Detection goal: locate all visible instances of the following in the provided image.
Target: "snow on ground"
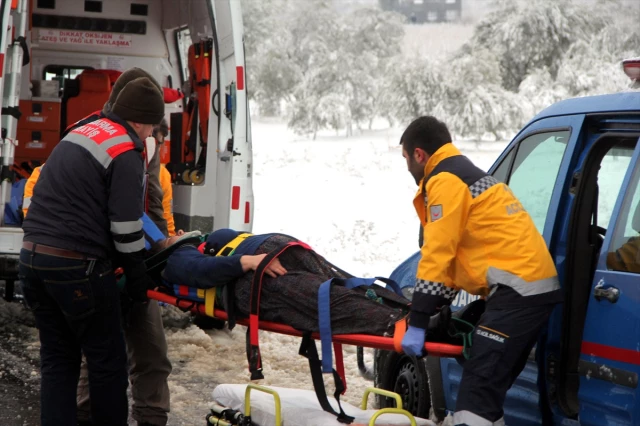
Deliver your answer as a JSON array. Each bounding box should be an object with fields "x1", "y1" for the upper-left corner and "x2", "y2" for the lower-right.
[{"x1": 0, "y1": 119, "x2": 508, "y2": 425}]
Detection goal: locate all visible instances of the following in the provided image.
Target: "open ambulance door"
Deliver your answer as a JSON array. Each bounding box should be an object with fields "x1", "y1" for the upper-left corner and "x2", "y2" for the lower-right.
[
  {"x1": 171, "y1": 0, "x2": 253, "y2": 234},
  {"x1": 0, "y1": 0, "x2": 28, "y2": 300},
  {"x1": 0, "y1": 0, "x2": 28, "y2": 225}
]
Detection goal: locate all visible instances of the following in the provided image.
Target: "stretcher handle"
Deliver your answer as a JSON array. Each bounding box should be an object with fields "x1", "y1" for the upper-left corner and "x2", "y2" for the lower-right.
[
  {"x1": 244, "y1": 384, "x2": 282, "y2": 426},
  {"x1": 361, "y1": 387, "x2": 403, "y2": 410},
  {"x1": 369, "y1": 408, "x2": 417, "y2": 426},
  {"x1": 206, "y1": 415, "x2": 232, "y2": 426}
]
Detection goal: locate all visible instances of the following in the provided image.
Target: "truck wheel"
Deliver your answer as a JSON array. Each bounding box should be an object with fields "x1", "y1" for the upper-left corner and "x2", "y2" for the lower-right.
[
  {"x1": 4, "y1": 280, "x2": 14, "y2": 302},
  {"x1": 374, "y1": 350, "x2": 431, "y2": 418},
  {"x1": 192, "y1": 313, "x2": 225, "y2": 330}
]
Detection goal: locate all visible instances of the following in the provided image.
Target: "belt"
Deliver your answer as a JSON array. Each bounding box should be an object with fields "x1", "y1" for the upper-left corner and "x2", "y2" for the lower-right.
[{"x1": 22, "y1": 241, "x2": 96, "y2": 261}]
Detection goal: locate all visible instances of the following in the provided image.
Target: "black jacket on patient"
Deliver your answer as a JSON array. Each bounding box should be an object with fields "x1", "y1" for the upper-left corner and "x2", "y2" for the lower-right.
[{"x1": 162, "y1": 229, "x2": 408, "y2": 336}]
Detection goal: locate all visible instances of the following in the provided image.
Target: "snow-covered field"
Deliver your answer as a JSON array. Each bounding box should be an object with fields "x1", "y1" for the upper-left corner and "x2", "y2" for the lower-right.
[{"x1": 0, "y1": 118, "x2": 507, "y2": 425}]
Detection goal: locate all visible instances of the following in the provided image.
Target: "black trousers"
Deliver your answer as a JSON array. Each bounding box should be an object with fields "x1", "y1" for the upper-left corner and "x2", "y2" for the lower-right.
[
  {"x1": 453, "y1": 302, "x2": 556, "y2": 425},
  {"x1": 19, "y1": 249, "x2": 129, "y2": 426}
]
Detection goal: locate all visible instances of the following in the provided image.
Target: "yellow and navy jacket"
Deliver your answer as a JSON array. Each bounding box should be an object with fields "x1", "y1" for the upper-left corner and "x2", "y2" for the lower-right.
[{"x1": 410, "y1": 143, "x2": 561, "y2": 328}]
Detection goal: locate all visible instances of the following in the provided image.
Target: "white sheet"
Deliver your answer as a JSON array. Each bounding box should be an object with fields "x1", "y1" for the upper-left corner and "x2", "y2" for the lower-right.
[{"x1": 212, "y1": 384, "x2": 436, "y2": 426}]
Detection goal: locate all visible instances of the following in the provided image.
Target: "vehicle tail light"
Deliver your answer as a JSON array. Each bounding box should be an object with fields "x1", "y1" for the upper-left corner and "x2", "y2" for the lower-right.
[{"x1": 622, "y1": 58, "x2": 640, "y2": 81}]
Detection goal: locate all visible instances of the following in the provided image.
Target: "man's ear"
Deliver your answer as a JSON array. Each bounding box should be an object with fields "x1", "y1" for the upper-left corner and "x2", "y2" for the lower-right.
[{"x1": 414, "y1": 148, "x2": 428, "y2": 164}]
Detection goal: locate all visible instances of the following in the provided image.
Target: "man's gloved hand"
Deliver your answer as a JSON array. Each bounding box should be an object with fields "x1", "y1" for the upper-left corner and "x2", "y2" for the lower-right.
[
  {"x1": 125, "y1": 275, "x2": 155, "y2": 304},
  {"x1": 402, "y1": 325, "x2": 427, "y2": 357}
]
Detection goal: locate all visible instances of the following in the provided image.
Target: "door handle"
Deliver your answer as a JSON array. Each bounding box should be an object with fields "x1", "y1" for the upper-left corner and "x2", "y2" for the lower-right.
[{"x1": 593, "y1": 283, "x2": 619, "y2": 303}]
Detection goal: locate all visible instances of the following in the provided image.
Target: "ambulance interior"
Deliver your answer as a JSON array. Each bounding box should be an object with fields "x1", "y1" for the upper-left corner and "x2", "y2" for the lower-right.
[{"x1": 12, "y1": 0, "x2": 252, "y2": 233}]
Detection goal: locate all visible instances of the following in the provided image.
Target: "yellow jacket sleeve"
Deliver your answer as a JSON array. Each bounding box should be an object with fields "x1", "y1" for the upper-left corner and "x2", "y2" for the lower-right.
[
  {"x1": 411, "y1": 173, "x2": 470, "y2": 328},
  {"x1": 160, "y1": 164, "x2": 176, "y2": 236},
  {"x1": 22, "y1": 166, "x2": 42, "y2": 218}
]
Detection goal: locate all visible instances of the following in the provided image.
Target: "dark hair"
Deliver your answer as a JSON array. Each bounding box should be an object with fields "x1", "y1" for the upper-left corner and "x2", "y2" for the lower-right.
[
  {"x1": 400, "y1": 116, "x2": 452, "y2": 156},
  {"x1": 153, "y1": 118, "x2": 169, "y2": 141}
]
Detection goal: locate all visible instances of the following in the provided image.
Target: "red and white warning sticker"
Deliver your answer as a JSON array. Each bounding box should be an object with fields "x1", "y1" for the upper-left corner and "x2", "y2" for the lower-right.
[{"x1": 35, "y1": 29, "x2": 133, "y2": 48}]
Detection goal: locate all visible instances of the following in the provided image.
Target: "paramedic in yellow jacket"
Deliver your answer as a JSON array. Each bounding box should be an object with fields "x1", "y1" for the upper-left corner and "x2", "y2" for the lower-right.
[
  {"x1": 153, "y1": 118, "x2": 176, "y2": 236},
  {"x1": 399, "y1": 116, "x2": 562, "y2": 426}
]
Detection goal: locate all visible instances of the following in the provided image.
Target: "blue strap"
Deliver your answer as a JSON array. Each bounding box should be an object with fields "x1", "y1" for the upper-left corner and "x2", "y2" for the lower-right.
[
  {"x1": 372, "y1": 277, "x2": 404, "y2": 297},
  {"x1": 318, "y1": 278, "x2": 339, "y2": 374},
  {"x1": 142, "y1": 213, "x2": 165, "y2": 250},
  {"x1": 318, "y1": 276, "x2": 403, "y2": 374},
  {"x1": 343, "y1": 276, "x2": 404, "y2": 297}
]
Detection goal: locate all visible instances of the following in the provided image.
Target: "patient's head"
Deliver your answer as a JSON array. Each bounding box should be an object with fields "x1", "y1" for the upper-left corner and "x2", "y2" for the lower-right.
[{"x1": 203, "y1": 228, "x2": 240, "y2": 255}]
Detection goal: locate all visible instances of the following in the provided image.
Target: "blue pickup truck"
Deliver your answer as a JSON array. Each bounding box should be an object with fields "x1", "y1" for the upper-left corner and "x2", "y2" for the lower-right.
[{"x1": 374, "y1": 90, "x2": 640, "y2": 425}]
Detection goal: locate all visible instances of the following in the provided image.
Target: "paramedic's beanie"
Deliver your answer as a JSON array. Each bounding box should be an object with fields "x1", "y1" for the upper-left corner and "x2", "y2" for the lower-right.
[
  {"x1": 103, "y1": 67, "x2": 162, "y2": 115},
  {"x1": 112, "y1": 77, "x2": 165, "y2": 125}
]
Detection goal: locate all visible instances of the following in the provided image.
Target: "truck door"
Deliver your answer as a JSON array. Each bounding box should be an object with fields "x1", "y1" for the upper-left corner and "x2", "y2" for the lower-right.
[
  {"x1": 210, "y1": 0, "x2": 253, "y2": 232},
  {"x1": 172, "y1": 0, "x2": 253, "y2": 233},
  {"x1": 577, "y1": 134, "x2": 640, "y2": 425},
  {"x1": 0, "y1": 0, "x2": 28, "y2": 225}
]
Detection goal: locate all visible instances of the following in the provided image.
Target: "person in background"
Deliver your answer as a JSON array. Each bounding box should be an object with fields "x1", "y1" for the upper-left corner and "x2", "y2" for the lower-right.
[
  {"x1": 21, "y1": 163, "x2": 41, "y2": 218},
  {"x1": 152, "y1": 118, "x2": 176, "y2": 236},
  {"x1": 398, "y1": 116, "x2": 562, "y2": 426}
]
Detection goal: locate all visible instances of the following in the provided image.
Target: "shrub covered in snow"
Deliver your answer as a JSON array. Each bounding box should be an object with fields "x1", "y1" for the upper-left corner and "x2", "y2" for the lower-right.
[{"x1": 244, "y1": 0, "x2": 639, "y2": 139}]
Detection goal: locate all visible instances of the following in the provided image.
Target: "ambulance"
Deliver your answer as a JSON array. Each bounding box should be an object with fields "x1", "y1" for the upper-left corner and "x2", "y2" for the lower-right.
[{"x1": 0, "y1": 0, "x2": 253, "y2": 300}]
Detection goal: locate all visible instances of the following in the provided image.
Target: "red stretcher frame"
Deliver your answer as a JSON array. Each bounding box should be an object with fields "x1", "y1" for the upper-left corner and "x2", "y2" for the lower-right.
[{"x1": 148, "y1": 289, "x2": 464, "y2": 357}]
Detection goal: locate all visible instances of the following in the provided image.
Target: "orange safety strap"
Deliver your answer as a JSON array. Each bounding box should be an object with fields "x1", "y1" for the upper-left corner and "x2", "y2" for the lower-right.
[{"x1": 393, "y1": 316, "x2": 408, "y2": 353}]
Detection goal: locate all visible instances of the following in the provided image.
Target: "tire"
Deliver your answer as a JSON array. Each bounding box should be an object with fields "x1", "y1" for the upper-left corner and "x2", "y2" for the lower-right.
[
  {"x1": 374, "y1": 349, "x2": 431, "y2": 418},
  {"x1": 3, "y1": 280, "x2": 14, "y2": 302},
  {"x1": 192, "y1": 313, "x2": 226, "y2": 330}
]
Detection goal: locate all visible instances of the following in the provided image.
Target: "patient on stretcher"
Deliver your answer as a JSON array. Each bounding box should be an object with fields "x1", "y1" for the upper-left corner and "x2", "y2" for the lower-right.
[{"x1": 154, "y1": 229, "x2": 410, "y2": 336}]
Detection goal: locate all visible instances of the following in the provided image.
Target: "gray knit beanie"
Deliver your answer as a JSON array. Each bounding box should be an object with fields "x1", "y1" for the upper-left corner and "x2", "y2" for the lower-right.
[{"x1": 103, "y1": 67, "x2": 162, "y2": 115}]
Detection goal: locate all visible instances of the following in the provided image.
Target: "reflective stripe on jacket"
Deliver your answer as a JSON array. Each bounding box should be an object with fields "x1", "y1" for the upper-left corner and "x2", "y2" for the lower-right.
[{"x1": 410, "y1": 143, "x2": 560, "y2": 327}]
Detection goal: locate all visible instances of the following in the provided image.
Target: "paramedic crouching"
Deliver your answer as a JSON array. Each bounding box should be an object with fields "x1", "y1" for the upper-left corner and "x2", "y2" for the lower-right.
[
  {"x1": 399, "y1": 116, "x2": 563, "y2": 426},
  {"x1": 20, "y1": 77, "x2": 165, "y2": 426}
]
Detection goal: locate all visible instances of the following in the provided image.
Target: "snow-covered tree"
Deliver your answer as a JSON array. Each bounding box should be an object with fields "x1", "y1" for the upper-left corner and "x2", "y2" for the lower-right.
[
  {"x1": 382, "y1": 57, "x2": 444, "y2": 127},
  {"x1": 469, "y1": 0, "x2": 611, "y2": 91}
]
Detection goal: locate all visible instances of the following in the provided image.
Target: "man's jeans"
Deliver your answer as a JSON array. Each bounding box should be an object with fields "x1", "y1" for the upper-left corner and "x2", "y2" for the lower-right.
[
  {"x1": 77, "y1": 301, "x2": 172, "y2": 425},
  {"x1": 19, "y1": 248, "x2": 129, "y2": 426}
]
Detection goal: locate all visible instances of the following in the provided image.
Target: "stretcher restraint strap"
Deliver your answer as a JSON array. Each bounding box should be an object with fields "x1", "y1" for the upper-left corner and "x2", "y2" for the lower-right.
[
  {"x1": 142, "y1": 213, "x2": 166, "y2": 250},
  {"x1": 393, "y1": 317, "x2": 408, "y2": 353},
  {"x1": 318, "y1": 276, "x2": 405, "y2": 374},
  {"x1": 298, "y1": 334, "x2": 355, "y2": 424},
  {"x1": 214, "y1": 233, "x2": 253, "y2": 327},
  {"x1": 248, "y1": 240, "x2": 311, "y2": 380}
]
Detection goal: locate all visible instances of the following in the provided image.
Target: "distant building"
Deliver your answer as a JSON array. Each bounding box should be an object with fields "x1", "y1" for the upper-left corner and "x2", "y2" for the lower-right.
[{"x1": 379, "y1": 0, "x2": 463, "y2": 23}]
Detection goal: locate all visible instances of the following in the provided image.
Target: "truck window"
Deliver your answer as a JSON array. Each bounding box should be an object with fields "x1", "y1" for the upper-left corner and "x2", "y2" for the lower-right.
[
  {"x1": 504, "y1": 131, "x2": 570, "y2": 233},
  {"x1": 597, "y1": 146, "x2": 634, "y2": 229},
  {"x1": 43, "y1": 65, "x2": 93, "y2": 97},
  {"x1": 175, "y1": 27, "x2": 193, "y2": 84},
  {"x1": 491, "y1": 148, "x2": 515, "y2": 184},
  {"x1": 607, "y1": 155, "x2": 640, "y2": 274}
]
